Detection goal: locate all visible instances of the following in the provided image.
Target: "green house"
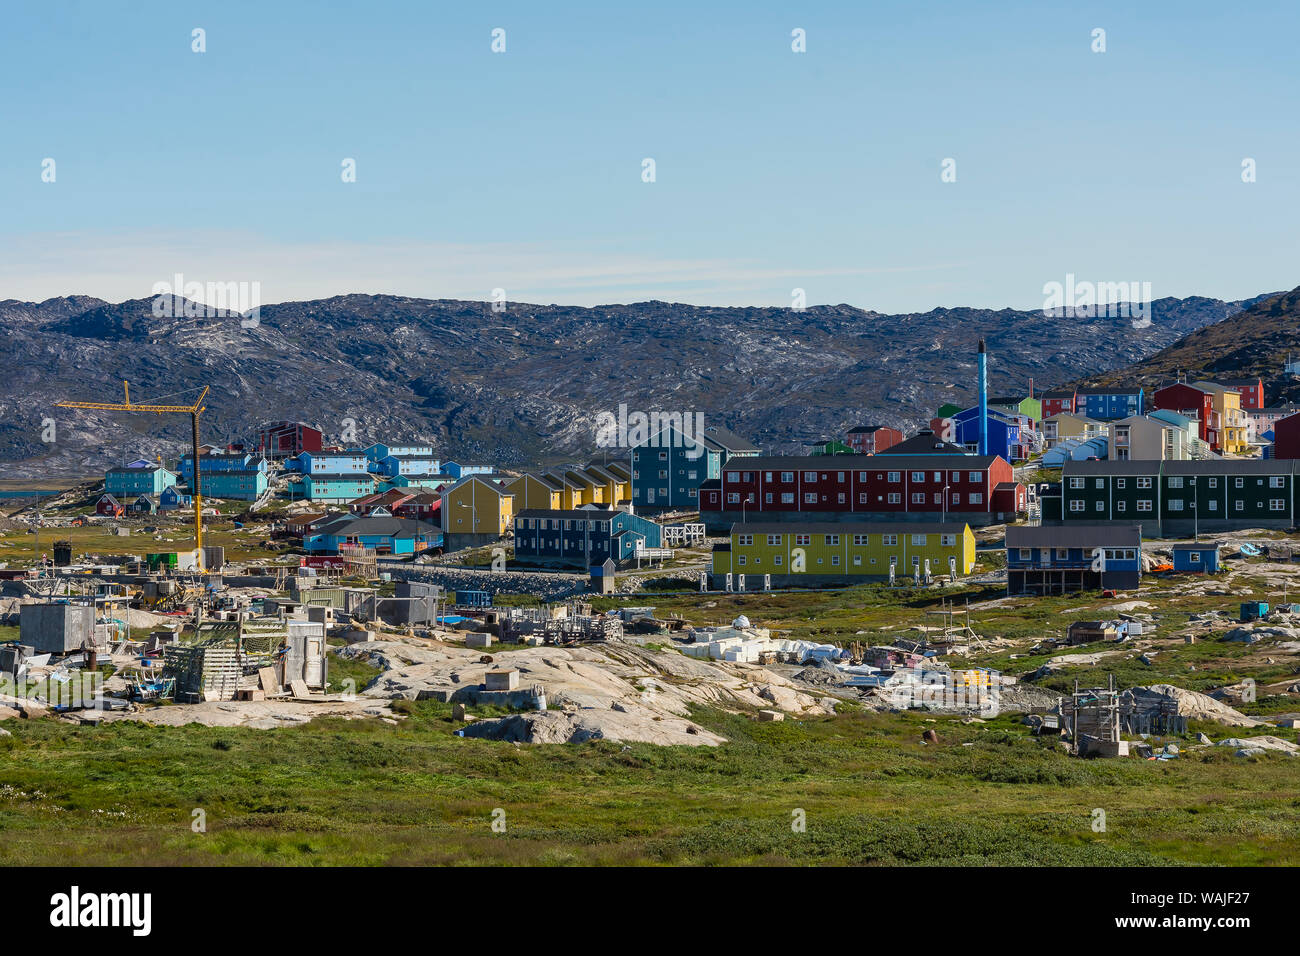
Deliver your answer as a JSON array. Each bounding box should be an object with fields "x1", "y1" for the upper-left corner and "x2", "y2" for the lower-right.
[{"x1": 1060, "y1": 459, "x2": 1298, "y2": 535}]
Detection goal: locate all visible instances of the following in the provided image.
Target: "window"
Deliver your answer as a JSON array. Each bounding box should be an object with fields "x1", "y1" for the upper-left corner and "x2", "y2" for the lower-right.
[
  {"x1": 737, "y1": 555, "x2": 746, "y2": 566},
  {"x1": 765, "y1": 493, "x2": 773, "y2": 503},
  {"x1": 658, "y1": 451, "x2": 668, "y2": 461},
  {"x1": 1019, "y1": 548, "x2": 1032, "y2": 560},
  {"x1": 942, "y1": 534, "x2": 956, "y2": 546},
  {"x1": 773, "y1": 554, "x2": 783, "y2": 566},
  {"x1": 858, "y1": 492, "x2": 868, "y2": 503},
  {"x1": 804, "y1": 471, "x2": 817, "y2": 482},
  {"x1": 887, "y1": 471, "x2": 901, "y2": 483},
  {"x1": 781, "y1": 472, "x2": 794, "y2": 482},
  {"x1": 1169, "y1": 499, "x2": 1184, "y2": 512},
  {"x1": 1069, "y1": 477, "x2": 1084, "y2": 489},
  {"x1": 825, "y1": 534, "x2": 840, "y2": 546},
  {"x1": 1189, "y1": 552, "x2": 1201, "y2": 564},
  {"x1": 911, "y1": 472, "x2": 925, "y2": 482},
  {"x1": 1271, "y1": 477, "x2": 1285, "y2": 488},
  {"x1": 795, "y1": 534, "x2": 810, "y2": 545},
  {"x1": 853, "y1": 555, "x2": 862, "y2": 566},
  {"x1": 853, "y1": 534, "x2": 870, "y2": 545},
  {"x1": 1169, "y1": 477, "x2": 1183, "y2": 489},
  {"x1": 969, "y1": 472, "x2": 983, "y2": 482},
  {"x1": 831, "y1": 554, "x2": 840, "y2": 566},
  {"x1": 737, "y1": 534, "x2": 752, "y2": 545},
  {"x1": 1235, "y1": 500, "x2": 1244, "y2": 511},
  {"x1": 1116, "y1": 478, "x2": 1126, "y2": 489},
  {"x1": 767, "y1": 534, "x2": 782, "y2": 546},
  {"x1": 1137, "y1": 500, "x2": 1152, "y2": 512},
  {"x1": 1116, "y1": 501, "x2": 1126, "y2": 512},
  {"x1": 1271, "y1": 499, "x2": 1286, "y2": 511},
  {"x1": 1137, "y1": 477, "x2": 1152, "y2": 489},
  {"x1": 1095, "y1": 501, "x2": 1105, "y2": 511},
  {"x1": 727, "y1": 493, "x2": 740, "y2": 504},
  {"x1": 912, "y1": 493, "x2": 926, "y2": 504},
  {"x1": 969, "y1": 493, "x2": 983, "y2": 504},
  {"x1": 882, "y1": 534, "x2": 897, "y2": 546},
  {"x1": 781, "y1": 493, "x2": 795, "y2": 504},
  {"x1": 858, "y1": 471, "x2": 868, "y2": 481},
  {"x1": 838, "y1": 493, "x2": 846, "y2": 504},
  {"x1": 912, "y1": 534, "x2": 927, "y2": 546},
  {"x1": 1096, "y1": 478, "x2": 1105, "y2": 489},
  {"x1": 838, "y1": 472, "x2": 846, "y2": 482},
  {"x1": 804, "y1": 492, "x2": 818, "y2": 504},
  {"x1": 1235, "y1": 477, "x2": 1244, "y2": 488},
  {"x1": 1208, "y1": 477, "x2": 1217, "y2": 488}
]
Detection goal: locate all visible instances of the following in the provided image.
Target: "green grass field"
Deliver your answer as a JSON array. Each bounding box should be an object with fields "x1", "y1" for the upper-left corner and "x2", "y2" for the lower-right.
[{"x1": 2, "y1": 701, "x2": 1298, "y2": 866}]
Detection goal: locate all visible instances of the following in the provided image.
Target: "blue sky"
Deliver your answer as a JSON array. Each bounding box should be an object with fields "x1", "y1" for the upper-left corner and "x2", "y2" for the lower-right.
[{"x1": 3, "y1": 0, "x2": 1297, "y2": 311}]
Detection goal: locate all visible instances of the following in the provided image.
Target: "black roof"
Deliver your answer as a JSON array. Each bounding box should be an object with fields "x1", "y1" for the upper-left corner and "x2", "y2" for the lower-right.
[
  {"x1": 878, "y1": 433, "x2": 973, "y2": 456},
  {"x1": 313, "y1": 515, "x2": 438, "y2": 537},
  {"x1": 1005, "y1": 523, "x2": 1142, "y2": 549}
]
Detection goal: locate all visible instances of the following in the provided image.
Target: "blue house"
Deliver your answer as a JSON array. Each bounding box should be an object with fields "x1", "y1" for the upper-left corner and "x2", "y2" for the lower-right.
[
  {"x1": 294, "y1": 451, "x2": 371, "y2": 475},
  {"x1": 1005, "y1": 523, "x2": 1142, "y2": 594},
  {"x1": 442, "y1": 461, "x2": 495, "y2": 480},
  {"x1": 105, "y1": 465, "x2": 178, "y2": 498},
  {"x1": 630, "y1": 423, "x2": 758, "y2": 512},
  {"x1": 304, "y1": 515, "x2": 441, "y2": 555},
  {"x1": 197, "y1": 469, "x2": 269, "y2": 501},
  {"x1": 159, "y1": 486, "x2": 193, "y2": 511},
  {"x1": 297, "y1": 473, "x2": 378, "y2": 502},
  {"x1": 513, "y1": 508, "x2": 663, "y2": 568},
  {"x1": 178, "y1": 452, "x2": 266, "y2": 482},
  {"x1": 363, "y1": 443, "x2": 435, "y2": 463},
  {"x1": 1172, "y1": 542, "x2": 1220, "y2": 573},
  {"x1": 378, "y1": 455, "x2": 443, "y2": 478},
  {"x1": 1077, "y1": 387, "x2": 1144, "y2": 421},
  {"x1": 949, "y1": 407, "x2": 1024, "y2": 461}
]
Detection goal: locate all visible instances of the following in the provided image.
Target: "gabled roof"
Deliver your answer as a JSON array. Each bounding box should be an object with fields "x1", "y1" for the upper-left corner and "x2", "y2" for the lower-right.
[
  {"x1": 442, "y1": 474, "x2": 512, "y2": 498},
  {"x1": 847, "y1": 424, "x2": 891, "y2": 435},
  {"x1": 312, "y1": 515, "x2": 440, "y2": 538},
  {"x1": 1005, "y1": 523, "x2": 1142, "y2": 549},
  {"x1": 1040, "y1": 388, "x2": 1076, "y2": 398},
  {"x1": 878, "y1": 433, "x2": 972, "y2": 456},
  {"x1": 107, "y1": 464, "x2": 174, "y2": 475},
  {"x1": 700, "y1": 425, "x2": 759, "y2": 453}
]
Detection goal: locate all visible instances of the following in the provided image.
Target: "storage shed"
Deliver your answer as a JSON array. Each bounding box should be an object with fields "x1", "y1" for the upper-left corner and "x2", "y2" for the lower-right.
[
  {"x1": 19, "y1": 602, "x2": 97, "y2": 654},
  {"x1": 1172, "y1": 542, "x2": 1220, "y2": 573}
]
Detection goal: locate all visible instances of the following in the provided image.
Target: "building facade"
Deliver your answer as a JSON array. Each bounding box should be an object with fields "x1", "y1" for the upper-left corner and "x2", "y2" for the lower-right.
[
  {"x1": 710, "y1": 522, "x2": 976, "y2": 588},
  {"x1": 513, "y1": 508, "x2": 663, "y2": 568}
]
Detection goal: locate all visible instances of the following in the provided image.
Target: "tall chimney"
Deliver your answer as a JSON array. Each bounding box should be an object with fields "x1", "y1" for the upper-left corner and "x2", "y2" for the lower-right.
[{"x1": 978, "y1": 338, "x2": 989, "y2": 456}]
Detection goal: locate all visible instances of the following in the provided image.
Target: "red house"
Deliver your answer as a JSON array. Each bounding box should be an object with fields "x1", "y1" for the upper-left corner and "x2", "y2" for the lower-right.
[
  {"x1": 699, "y1": 454, "x2": 1020, "y2": 530},
  {"x1": 1272, "y1": 411, "x2": 1300, "y2": 459},
  {"x1": 845, "y1": 425, "x2": 903, "y2": 455},
  {"x1": 1153, "y1": 383, "x2": 1214, "y2": 445},
  {"x1": 257, "y1": 421, "x2": 323, "y2": 459},
  {"x1": 392, "y1": 491, "x2": 442, "y2": 522},
  {"x1": 1218, "y1": 378, "x2": 1264, "y2": 411},
  {"x1": 95, "y1": 494, "x2": 124, "y2": 517},
  {"x1": 1040, "y1": 388, "x2": 1076, "y2": 417}
]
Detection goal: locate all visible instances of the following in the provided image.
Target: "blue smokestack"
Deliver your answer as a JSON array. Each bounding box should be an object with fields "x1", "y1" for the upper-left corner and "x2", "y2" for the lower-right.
[{"x1": 977, "y1": 338, "x2": 988, "y2": 456}]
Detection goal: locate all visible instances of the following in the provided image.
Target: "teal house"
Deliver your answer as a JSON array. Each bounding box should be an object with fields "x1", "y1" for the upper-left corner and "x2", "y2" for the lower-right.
[{"x1": 105, "y1": 464, "x2": 178, "y2": 498}]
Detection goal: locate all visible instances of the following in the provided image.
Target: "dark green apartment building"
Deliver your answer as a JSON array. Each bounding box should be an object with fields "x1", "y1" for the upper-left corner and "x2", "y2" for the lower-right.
[{"x1": 1045, "y1": 459, "x2": 1299, "y2": 535}]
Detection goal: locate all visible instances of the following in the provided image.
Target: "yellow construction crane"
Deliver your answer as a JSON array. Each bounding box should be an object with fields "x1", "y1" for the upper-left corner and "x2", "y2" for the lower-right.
[{"x1": 58, "y1": 382, "x2": 210, "y2": 566}]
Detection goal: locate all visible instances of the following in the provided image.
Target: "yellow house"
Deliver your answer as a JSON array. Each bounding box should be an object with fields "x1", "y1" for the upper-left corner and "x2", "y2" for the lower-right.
[
  {"x1": 505, "y1": 473, "x2": 562, "y2": 511},
  {"x1": 711, "y1": 522, "x2": 976, "y2": 586},
  {"x1": 1192, "y1": 382, "x2": 1249, "y2": 456},
  {"x1": 601, "y1": 461, "x2": 632, "y2": 504},
  {"x1": 564, "y1": 469, "x2": 601, "y2": 505},
  {"x1": 1042, "y1": 412, "x2": 1104, "y2": 448},
  {"x1": 441, "y1": 475, "x2": 514, "y2": 546},
  {"x1": 545, "y1": 472, "x2": 587, "y2": 510}
]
